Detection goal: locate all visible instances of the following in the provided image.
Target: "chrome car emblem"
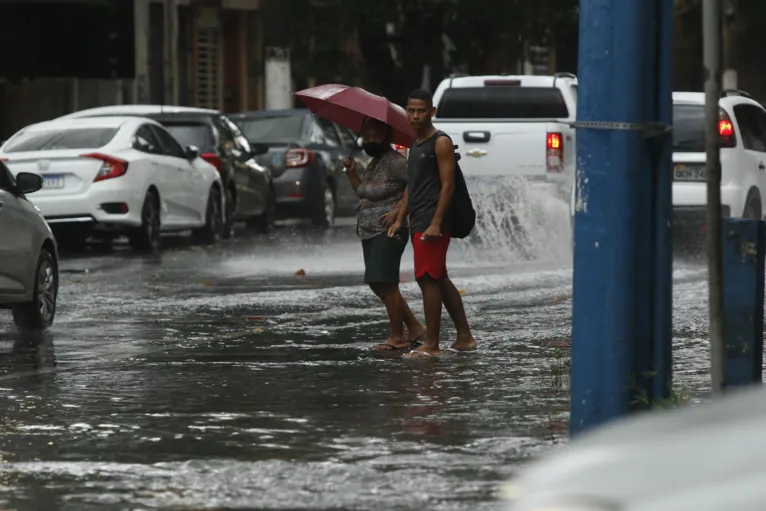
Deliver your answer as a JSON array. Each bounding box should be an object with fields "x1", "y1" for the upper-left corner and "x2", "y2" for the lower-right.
[{"x1": 38, "y1": 159, "x2": 50, "y2": 171}]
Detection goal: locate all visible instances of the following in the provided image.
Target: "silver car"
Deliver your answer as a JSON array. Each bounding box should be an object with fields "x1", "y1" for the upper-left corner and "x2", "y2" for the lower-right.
[
  {"x1": 0, "y1": 161, "x2": 59, "y2": 332},
  {"x1": 501, "y1": 385, "x2": 766, "y2": 510}
]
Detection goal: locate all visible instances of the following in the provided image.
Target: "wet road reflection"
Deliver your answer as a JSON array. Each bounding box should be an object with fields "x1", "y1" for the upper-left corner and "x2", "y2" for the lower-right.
[{"x1": 0, "y1": 217, "x2": 711, "y2": 510}]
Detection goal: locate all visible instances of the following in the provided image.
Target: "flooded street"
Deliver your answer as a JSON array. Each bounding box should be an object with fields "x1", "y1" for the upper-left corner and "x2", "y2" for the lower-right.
[{"x1": 0, "y1": 183, "x2": 712, "y2": 510}]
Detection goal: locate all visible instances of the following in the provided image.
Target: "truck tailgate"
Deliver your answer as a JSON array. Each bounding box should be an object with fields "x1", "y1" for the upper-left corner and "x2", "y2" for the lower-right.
[{"x1": 435, "y1": 121, "x2": 562, "y2": 178}]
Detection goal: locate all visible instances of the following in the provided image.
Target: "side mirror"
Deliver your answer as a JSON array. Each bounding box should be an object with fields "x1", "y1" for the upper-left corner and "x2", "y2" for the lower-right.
[
  {"x1": 249, "y1": 143, "x2": 269, "y2": 157},
  {"x1": 15, "y1": 172, "x2": 43, "y2": 195},
  {"x1": 185, "y1": 145, "x2": 200, "y2": 161}
]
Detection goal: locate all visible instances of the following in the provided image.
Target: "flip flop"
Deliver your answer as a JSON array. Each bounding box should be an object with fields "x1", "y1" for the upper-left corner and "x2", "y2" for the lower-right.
[
  {"x1": 372, "y1": 342, "x2": 409, "y2": 351},
  {"x1": 446, "y1": 347, "x2": 478, "y2": 354},
  {"x1": 404, "y1": 349, "x2": 436, "y2": 358}
]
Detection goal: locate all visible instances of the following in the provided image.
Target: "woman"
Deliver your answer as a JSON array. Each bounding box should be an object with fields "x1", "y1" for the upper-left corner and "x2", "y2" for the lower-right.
[{"x1": 341, "y1": 118, "x2": 426, "y2": 351}]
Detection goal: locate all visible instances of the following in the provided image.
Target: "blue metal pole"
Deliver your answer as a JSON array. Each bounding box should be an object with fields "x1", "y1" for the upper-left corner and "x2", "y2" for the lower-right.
[
  {"x1": 570, "y1": 0, "x2": 674, "y2": 435},
  {"x1": 722, "y1": 218, "x2": 765, "y2": 387},
  {"x1": 650, "y1": 0, "x2": 675, "y2": 403}
]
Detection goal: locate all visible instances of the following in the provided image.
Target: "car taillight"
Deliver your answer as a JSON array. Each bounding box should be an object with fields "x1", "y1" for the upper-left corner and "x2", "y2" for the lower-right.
[
  {"x1": 201, "y1": 152, "x2": 223, "y2": 172},
  {"x1": 82, "y1": 153, "x2": 129, "y2": 182},
  {"x1": 719, "y1": 117, "x2": 736, "y2": 148},
  {"x1": 393, "y1": 144, "x2": 408, "y2": 156},
  {"x1": 286, "y1": 148, "x2": 314, "y2": 168},
  {"x1": 546, "y1": 132, "x2": 564, "y2": 173}
]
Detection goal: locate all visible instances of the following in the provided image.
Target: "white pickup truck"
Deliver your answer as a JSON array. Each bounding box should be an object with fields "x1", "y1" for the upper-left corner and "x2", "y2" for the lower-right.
[{"x1": 431, "y1": 73, "x2": 578, "y2": 199}]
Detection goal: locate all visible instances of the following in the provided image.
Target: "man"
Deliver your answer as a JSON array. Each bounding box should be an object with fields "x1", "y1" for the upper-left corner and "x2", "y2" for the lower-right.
[{"x1": 388, "y1": 88, "x2": 477, "y2": 358}]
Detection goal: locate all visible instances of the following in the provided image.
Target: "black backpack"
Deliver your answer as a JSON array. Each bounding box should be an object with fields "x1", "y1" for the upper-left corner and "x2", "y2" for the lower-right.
[{"x1": 433, "y1": 133, "x2": 476, "y2": 239}]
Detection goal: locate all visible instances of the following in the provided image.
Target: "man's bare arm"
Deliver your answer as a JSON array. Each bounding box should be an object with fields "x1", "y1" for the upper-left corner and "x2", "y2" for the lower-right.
[{"x1": 430, "y1": 136, "x2": 456, "y2": 228}]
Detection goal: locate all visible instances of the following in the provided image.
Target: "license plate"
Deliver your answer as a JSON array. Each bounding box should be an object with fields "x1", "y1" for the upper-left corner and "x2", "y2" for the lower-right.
[
  {"x1": 673, "y1": 164, "x2": 706, "y2": 181},
  {"x1": 42, "y1": 176, "x2": 65, "y2": 189}
]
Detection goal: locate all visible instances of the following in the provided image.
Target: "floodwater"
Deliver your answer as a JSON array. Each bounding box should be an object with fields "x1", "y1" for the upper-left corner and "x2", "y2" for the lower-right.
[{"x1": 0, "y1": 178, "x2": 711, "y2": 510}]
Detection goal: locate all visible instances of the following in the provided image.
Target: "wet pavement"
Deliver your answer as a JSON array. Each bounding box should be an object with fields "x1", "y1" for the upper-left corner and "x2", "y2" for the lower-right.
[{"x1": 0, "y1": 180, "x2": 713, "y2": 510}]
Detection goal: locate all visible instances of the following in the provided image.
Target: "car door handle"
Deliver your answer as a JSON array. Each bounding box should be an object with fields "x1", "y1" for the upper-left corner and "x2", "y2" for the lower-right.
[
  {"x1": 0, "y1": 201, "x2": 3, "y2": 212},
  {"x1": 759, "y1": 162, "x2": 765, "y2": 171}
]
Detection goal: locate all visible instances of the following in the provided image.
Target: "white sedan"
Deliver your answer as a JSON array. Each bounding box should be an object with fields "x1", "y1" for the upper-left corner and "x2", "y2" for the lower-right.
[{"x1": 0, "y1": 116, "x2": 224, "y2": 250}]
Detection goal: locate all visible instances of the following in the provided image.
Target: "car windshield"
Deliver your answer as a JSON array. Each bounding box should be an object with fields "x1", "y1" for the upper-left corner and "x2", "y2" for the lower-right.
[
  {"x1": 234, "y1": 115, "x2": 305, "y2": 142},
  {"x1": 3, "y1": 127, "x2": 119, "y2": 153},
  {"x1": 436, "y1": 86, "x2": 570, "y2": 119},
  {"x1": 161, "y1": 122, "x2": 214, "y2": 151},
  {"x1": 672, "y1": 104, "x2": 706, "y2": 153}
]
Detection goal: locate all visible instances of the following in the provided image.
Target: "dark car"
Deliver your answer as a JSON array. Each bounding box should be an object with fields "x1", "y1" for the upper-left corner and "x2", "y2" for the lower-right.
[
  {"x1": 229, "y1": 109, "x2": 370, "y2": 227},
  {"x1": 60, "y1": 105, "x2": 276, "y2": 237}
]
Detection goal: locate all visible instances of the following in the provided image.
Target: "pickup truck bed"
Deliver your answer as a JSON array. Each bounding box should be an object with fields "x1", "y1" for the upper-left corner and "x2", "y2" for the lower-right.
[{"x1": 431, "y1": 74, "x2": 578, "y2": 196}]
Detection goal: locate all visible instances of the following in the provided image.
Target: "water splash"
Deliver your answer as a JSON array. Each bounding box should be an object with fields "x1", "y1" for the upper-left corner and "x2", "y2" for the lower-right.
[{"x1": 454, "y1": 176, "x2": 572, "y2": 265}]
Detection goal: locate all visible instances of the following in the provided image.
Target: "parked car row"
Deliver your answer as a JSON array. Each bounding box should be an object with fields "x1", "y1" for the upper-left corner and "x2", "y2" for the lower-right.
[
  {"x1": 0, "y1": 104, "x2": 383, "y2": 249},
  {"x1": 0, "y1": 103, "x2": 381, "y2": 335}
]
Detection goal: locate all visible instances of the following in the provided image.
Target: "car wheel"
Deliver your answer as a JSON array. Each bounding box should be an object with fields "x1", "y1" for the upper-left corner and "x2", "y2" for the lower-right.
[
  {"x1": 246, "y1": 189, "x2": 277, "y2": 234},
  {"x1": 744, "y1": 191, "x2": 762, "y2": 220},
  {"x1": 193, "y1": 187, "x2": 223, "y2": 245},
  {"x1": 12, "y1": 249, "x2": 57, "y2": 333},
  {"x1": 311, "y1": 182, "x2": 335, "y2": 228},
  {"x1": 129, "y1": 190, "x2": 161, "y2": 251},
  {"x1": 223, "y1": 186, "x2": 236, "y2": 239}
]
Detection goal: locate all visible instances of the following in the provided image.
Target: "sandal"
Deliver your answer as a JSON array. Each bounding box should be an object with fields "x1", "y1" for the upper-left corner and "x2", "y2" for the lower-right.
[{"x1": 371, "y1": 340, "x2": 409, "y2": 351}]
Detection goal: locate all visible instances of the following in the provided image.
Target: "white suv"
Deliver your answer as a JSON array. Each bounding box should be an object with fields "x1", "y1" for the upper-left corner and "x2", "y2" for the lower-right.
[
  {"x1": 570, "y1": 90, "x2": 766, "y2": 233},
  {"x1": 672, "y1": 90, "x2": 766, "y2": 231}
]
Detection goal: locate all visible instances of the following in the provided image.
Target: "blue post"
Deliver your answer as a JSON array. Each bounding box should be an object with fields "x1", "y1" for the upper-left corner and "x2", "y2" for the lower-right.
[
  {"x1": 570, "y1": 0, "x2": 674, "y2": 435},
  {"x1": 722, "y1": 218, "x2": 765, "y2": 387},
  {"x1": 651, "y1": 0, "x2": 675, "y2": 404}
]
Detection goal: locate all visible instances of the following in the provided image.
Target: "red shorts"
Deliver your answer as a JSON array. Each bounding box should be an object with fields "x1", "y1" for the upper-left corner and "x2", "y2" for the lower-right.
[{"x1": 412, "y1": 232, "x2": 451, "y2": 280}]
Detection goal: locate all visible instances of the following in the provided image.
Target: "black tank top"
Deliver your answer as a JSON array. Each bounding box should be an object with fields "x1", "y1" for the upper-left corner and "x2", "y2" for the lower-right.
[{"x1": 407, "y1": 131, "x2": 453, "y2": 234}]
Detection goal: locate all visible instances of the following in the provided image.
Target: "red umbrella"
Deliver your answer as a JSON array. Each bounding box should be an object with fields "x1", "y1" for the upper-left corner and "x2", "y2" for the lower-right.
[{"x1": 294, "y1": 84, "x2": 416, "y2": 148}]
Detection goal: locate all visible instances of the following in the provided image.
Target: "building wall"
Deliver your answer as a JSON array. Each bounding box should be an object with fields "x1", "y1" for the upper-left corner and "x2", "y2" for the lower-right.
[{"x1": 0, "y1": 0, "x2": 264, "y2": 140}]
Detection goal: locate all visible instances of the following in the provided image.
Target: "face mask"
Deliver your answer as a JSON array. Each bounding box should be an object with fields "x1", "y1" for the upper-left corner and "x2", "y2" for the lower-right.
[{"x1": 363, "y1": 142, "x2": 388, "y2": 158}]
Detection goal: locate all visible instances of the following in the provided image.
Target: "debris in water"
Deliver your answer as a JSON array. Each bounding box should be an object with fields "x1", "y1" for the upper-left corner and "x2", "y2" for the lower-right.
[
  {"x1": 253, "y1": 328, "x2": 263, "y2": 334},
  {"x1": 295, "y1": 269, "x2": 306, "y2": 276},
  {"x1": 247, "y1": 315, "x2": 263, "y2": 321},
  {"x1": 201, "y1": 281, "x2": 214, "y2": 287},
  {"x1": 458, "y1": 289, "x2": 466, "y2": 295}
]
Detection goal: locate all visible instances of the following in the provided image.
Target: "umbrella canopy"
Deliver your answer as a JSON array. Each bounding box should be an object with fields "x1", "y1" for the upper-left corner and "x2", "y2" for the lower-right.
[{"x1": 295, "y1": 84, "x2": 416, "y2": 148}]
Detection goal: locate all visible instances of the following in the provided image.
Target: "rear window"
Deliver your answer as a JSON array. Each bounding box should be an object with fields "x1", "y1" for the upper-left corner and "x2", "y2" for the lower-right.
[
  {"x1": 673, "y1": 104, "x2": 706, "y2": 153},
  {"x1": 3, "y1": 127, "x2": 119, "y2": 153},
  {"x1": 436, "y1": 87, "x2": 570, "y2": 119},
  {"x1": 161, "y1": 123, "x2": 214, "y2": 150},
  {"x1": 234, "y1": 115, "x2": 305, "y2": 142}
]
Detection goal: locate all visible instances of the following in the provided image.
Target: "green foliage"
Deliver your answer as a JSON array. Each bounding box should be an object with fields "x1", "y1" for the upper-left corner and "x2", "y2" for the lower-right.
[{"x1": 288, "y1": 0, "x2": 579, "y2": 100}]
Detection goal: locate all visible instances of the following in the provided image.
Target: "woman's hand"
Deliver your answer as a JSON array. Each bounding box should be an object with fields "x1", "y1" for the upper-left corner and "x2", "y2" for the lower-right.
[
  {"x1": 380, "y1": 208, "x2": 398, "y2": 228},
  {"x1": 341, "y1": 157, "x2": 356, "y2": 172},
  {"x1": 387, "y1": 220, "x2": 403, "y2": 239}
]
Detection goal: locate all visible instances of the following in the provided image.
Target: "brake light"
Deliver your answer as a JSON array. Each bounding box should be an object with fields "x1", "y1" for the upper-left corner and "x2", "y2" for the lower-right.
[
  {"x1": 201, "y1": 152, "x2": 223, "y2": 173},
  {"x1": 286, "y1": 148, "x2": 314, "y2": 168},
  {"x1": 484, "y1": 79, "x2": 521, "y2": 86},
  {"x1": 719, "y1": 110, "x2": 736, "y2": 148},
  {"x1": 546, "y1": 132, "x2": 564, "y2": 173},
  {"x1": 82, "y1": 153, "x2": 129, "y2": 182}
]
